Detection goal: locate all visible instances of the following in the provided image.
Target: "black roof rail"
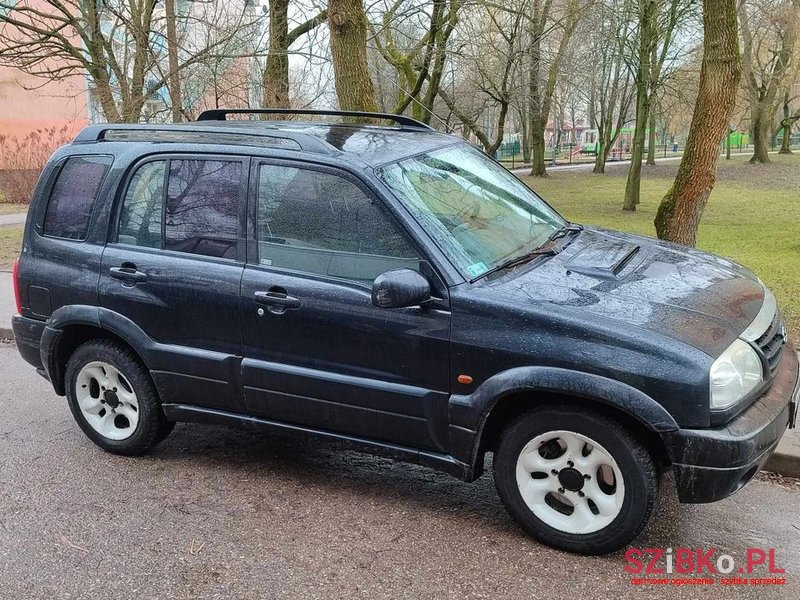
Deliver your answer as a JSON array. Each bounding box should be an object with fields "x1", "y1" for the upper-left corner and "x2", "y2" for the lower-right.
[
  {"x1": 196, "y1": 108, "x2": 435, "y2": 131},
  {"x1": 70, "y1": 123, "x2": 332, "y2": 154}
]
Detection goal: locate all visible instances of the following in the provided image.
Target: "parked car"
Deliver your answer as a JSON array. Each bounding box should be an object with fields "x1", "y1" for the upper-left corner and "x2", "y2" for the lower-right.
[{"x1": 12, "y1": 109, "x2": 799, "y2": 554}]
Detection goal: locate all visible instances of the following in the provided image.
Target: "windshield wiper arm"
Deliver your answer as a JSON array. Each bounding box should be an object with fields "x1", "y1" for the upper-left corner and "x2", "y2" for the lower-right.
[
  {"x1": 470, "y1": 246, "x2": 558, "y2": 283},
  {"x1": 543, "y1": 223, "x2": 583, "y2": 245},
  {"x1": 470, "y1": 224, "x2": 583, "y2": 283}
]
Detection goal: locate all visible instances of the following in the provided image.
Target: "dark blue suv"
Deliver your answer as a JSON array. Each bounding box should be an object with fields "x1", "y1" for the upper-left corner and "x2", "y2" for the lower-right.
[{"x1": 12, "y1": 109, "x2": 799, "y2": 554}]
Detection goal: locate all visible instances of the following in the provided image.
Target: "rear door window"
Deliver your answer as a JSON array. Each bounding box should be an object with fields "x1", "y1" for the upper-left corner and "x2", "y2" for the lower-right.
[
  {"x1": 116, "y1": 157, "x2": 244, "y2": 260},
  {"x1": 43, "y1": 156, "x2": 112, "y2": 240},
  {"x1": 165, "y1": 159, "x2": 241, "y2": 259}
]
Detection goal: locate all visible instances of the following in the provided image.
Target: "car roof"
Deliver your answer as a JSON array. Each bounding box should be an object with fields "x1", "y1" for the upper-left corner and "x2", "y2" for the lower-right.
[{"x1": 72, "y1": 120, "x2": 461, "y2": 168}]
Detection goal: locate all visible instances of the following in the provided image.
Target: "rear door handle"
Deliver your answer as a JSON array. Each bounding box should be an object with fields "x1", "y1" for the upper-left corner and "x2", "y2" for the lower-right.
[
  {"x1": 254, "y1": 290, "x2": 301, "y2": 309},
  {"x1": 109, "y1": 265, "x2": 147, "y2": 284}
]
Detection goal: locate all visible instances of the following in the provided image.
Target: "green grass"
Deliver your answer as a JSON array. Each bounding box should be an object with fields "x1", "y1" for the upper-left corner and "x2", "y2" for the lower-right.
[
  {"x1": 519, "y1": 153, "x2": 800, "y2": 339},
  {"x1": 0, "y1": 203, "x2": 27, "y2": 216},
  {"x1": 0, "y1": 226, "x2": 23, "y2": 267}
]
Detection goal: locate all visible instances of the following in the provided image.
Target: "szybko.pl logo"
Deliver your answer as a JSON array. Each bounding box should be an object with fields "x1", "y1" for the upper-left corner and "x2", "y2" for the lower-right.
[{"x1": 625, "y1": 547, "x2": 786, "y2": 586}]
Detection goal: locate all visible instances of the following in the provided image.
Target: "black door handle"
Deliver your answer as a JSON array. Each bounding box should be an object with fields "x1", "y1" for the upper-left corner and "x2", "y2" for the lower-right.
[
  {"x1": 254, "y1": 289, "x2": 301, "y2": 309},
  {"x1": 109, "y1": 264, "x2": 147, "y2": 284}
]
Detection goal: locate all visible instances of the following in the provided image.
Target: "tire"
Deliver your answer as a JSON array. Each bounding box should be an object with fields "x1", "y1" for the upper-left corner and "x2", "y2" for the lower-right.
[
  {"x1": 493, "y1": 406, "x2": 658, "y2": 555},
  {"x1": 65, "y1": 339, "x2": 174, "y2": 455}
]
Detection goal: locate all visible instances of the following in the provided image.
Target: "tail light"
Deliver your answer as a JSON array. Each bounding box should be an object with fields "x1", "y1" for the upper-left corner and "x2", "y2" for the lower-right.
[{"x1": 12, "y1": 256, "x2": 22, "y2": 315}]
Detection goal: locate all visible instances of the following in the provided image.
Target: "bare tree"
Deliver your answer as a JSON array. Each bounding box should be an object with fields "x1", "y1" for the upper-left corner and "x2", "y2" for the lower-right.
[
  {"x1": 0, "y1": 0, "x2": 258, "y2": 122},
  {"x1": 654, "y1": 0, "x2": 741, "y2": 246},
  {"x1": 370, "y1": 0, "x2": 459, "y2": 123},
  {"x1": 622, "y1": 0, "x2": 693, "y2": 211},
  {"x1": 329, "y1": 0, "x2": 378, "y2": 112},
  {"x1": 586, "y1": 0, "x2": 636, "y2": 173},
  {"x1": 262, "y1": 1, "x2": 328, "y2": 109},
  {"x1": 740, "y1": 0, "x2": 799, "y2": 163},
  {"x1": 525, "y1": 0, "x2": 585, "y2": 177},
  {"x1": 437, "y1": 0, "x2": 525, "y2": 153}
]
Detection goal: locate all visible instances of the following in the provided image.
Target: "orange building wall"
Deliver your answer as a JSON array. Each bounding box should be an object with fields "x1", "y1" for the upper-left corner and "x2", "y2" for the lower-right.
[{"x1": 0, "y1": 65, "x2": 89, "y2": 139}]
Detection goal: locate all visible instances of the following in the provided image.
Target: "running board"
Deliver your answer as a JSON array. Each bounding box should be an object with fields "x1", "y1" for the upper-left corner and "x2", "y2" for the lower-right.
[{"x1": 162, "y1": 404, "x2": 470, "y2": 480}]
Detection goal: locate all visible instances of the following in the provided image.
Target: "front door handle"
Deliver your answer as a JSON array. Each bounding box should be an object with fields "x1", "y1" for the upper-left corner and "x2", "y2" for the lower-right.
[
  {"x1": 254, "y1": 289, "x2": 301, "y2": 310},
  {"x1": 109, "y1": 264, "x2": 147, "y2": 284}
]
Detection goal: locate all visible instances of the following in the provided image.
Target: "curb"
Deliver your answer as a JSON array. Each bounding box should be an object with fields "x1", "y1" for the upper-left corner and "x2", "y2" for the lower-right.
[
  {"x1": 764, "y1": 452, "x2": 800, "y2": 480},
  {"x1": 0, "y1": 326, "x2": 13, "y2": 340}
]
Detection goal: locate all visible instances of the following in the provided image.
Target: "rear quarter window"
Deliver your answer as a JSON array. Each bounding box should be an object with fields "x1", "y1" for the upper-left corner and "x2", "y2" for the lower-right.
[{"x1": 42, "y1": 156, "x2": 112, "y2": 240}]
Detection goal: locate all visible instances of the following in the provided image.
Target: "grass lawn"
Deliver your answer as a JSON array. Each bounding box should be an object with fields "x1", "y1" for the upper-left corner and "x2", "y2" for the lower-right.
[
  {"x1": 519, "y1": 152, "x2": 800, "y2": 339},
  {"x1": 0, "y1": 226, "x2": 23, "y2": 268}
]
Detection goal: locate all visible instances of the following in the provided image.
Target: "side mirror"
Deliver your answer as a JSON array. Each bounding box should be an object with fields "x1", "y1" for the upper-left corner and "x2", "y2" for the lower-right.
[{"x1": 372, "y1": 268, "x2": 431, "y2": 309}]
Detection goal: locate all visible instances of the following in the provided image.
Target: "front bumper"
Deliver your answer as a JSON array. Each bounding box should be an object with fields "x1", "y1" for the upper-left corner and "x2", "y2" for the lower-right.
[{"x1": 665, "y1": 343, "x2": 799, "y2": 503}]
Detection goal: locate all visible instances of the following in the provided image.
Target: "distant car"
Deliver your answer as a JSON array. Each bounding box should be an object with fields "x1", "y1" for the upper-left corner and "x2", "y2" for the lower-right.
[{"x1": 12, "y1": 109, "x2": 799, "y2": 555}]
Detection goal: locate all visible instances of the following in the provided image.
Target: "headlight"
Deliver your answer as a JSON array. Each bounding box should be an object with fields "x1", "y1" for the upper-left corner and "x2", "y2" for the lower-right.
[{"x1": 709, "y1": 339, "x2": 763, "y2": 410}]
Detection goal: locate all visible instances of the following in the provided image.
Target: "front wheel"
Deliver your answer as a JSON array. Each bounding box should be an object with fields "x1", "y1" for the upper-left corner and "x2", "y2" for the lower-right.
[{"x1": 493, "y1": 407, "x2": 658, "y2": 554}]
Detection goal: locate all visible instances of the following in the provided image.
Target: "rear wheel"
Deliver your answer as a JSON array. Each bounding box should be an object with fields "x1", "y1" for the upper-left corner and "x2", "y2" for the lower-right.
[
  {"x1": 65, "y1": 339, "x2": 174, "y2": 455},
  {"x1": 493, "y1": 407, "x2": 658, "y2": 554}
]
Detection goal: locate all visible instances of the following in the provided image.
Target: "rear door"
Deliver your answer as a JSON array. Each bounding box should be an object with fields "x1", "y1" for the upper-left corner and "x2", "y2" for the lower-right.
[
  {"x1": 239, "y1": 160, "x2": 452, "y2": 451},
  {"x1": 99, "y1": 155, "x2": 248, "y2": 411}
]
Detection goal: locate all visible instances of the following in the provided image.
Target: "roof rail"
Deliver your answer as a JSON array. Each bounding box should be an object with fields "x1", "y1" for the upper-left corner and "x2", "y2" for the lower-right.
[
  {"x1": 70, "y1": 123, "x2": 333, "y2": 154},
  {"x1": 196, "y1": 108, "x2": 435, "y2": 130}
]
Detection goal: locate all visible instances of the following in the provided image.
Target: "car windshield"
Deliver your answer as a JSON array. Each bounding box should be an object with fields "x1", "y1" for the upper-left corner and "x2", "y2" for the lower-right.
[{"x1": 378, "y1": 144, "x2": 566, "y2": 279}]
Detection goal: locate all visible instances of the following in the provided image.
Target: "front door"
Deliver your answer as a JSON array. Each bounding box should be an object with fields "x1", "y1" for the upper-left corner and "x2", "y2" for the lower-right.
[
  {"x1": 99, "y1": 155, "x2": 247, "y2": 411},
  {"x1": 240, "y1": 161, "x2": 451, "y2": 451}
]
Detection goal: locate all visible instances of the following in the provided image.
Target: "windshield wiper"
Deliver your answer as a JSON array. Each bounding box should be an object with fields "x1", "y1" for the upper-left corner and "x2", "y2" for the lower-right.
[
  {"x1": 469, "y1": 224, "x2": 583, "y2": 283},
  {"x1": 543, "y1": 223, "x2": 584, "y2": 245}
]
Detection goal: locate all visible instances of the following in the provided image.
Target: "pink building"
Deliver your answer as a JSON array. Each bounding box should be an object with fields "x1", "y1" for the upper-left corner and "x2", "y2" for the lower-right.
[{"x1": 0, "y1": 65, "x2": 89, "y2": 139}]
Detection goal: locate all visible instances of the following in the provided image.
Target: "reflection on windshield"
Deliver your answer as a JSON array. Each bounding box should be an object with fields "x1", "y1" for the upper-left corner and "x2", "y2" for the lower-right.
[{"x1": 378, "y1": 145, "x2": 565, "y2": 278}]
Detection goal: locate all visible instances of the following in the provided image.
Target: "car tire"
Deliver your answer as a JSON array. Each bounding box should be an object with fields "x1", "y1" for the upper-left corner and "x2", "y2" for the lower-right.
[
  {"x1": 65, "y1": 339, "x2": 174, "y2": 455},
  {"x1": 493, "y1": 406, "x2": 658, "y2": 555}
]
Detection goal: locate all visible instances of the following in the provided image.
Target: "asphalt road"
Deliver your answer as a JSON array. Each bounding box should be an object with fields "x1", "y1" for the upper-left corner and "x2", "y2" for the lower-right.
[{"x1": 1, "y1": 342, "x2": 799, "y2": 600}]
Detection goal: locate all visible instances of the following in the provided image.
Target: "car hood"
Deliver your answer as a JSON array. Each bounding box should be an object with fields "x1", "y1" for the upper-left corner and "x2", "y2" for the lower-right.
[{"x1": 484, "y1": 227, "x2": 765, "y2": 357}]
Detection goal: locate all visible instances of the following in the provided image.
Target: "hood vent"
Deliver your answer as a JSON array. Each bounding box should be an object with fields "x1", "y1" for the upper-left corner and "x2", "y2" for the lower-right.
[{"x1": 565, "y1": 240, "x2": 641, "y2": 278}]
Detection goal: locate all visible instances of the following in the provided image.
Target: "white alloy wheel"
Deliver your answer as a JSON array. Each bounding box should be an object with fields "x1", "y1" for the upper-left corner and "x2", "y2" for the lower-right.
[
  {"x1": 515, "y1": 430, "x2": 625, "y2": 534},
  {"x1": 75, "y1": 361, "x2": 140, "y2": 441}
]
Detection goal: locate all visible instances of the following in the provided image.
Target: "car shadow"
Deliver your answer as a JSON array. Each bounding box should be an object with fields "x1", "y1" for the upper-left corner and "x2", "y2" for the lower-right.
[{"x1": 138, "y1": 422, "x2": 689, "y2": 551}]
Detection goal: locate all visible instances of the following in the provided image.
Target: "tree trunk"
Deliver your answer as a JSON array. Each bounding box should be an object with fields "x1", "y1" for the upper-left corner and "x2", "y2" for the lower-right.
[
  {"x1": 622, "y1": 0, "x2": 655, "y2": 211},
  {"x1": 749, "y1": 103, "x2": 772, "y2": 163},
  {"x1": 329, "y1": 0, "x2": 378, "y2": 114},
  {"x1": 164, "y1": 0, "x2": 182, "y2": 122},
  {"x1": 646, "y1": 108, "x2": 657, "y2": 165},
  {"x1": 654, "y1": 0, "x2": 741, "y2": 247},
  {"x1": 593, "y1": 150, "x2": 607, "y2": 174},
  {"x1": 530, "y1": 120, "x2": 548, "y2": 177},
  {"x1": 779, "y1": 96, "x2": 793, "y2": 154},
  {"x1": 263, "y1": 0, "x2": 290, "y2": 108}
]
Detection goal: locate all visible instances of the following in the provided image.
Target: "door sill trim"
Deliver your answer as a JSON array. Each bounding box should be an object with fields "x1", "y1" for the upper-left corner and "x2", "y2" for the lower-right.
[{"x1": 162, "y1": 403, "x2": 470, "y2": 480}]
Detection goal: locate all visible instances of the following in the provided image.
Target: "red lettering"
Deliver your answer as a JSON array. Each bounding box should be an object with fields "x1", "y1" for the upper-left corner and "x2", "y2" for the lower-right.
[
  {"x1": 624, "y1": 548, "x2": 644, "y2": 574},
  {"x1": 675, "y1": 548, "x2": 694, "y2": 574},
  {"x1": 746, "y1": 548, "x2": 766, "y2": 573},
  {"x1": 645, "y1": 548, "x2": 665, "y2": 574},
  {"x1": 695, "y1": 548, "x2": 716, "y2": 574},
  {"x1": 768, "y1": 549, "x2": 785, "y2": 574}
]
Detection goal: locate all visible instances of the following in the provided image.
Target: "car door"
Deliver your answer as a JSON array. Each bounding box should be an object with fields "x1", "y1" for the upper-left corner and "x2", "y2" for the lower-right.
[
  {"x1": 99, "y1": 155, "x2": 247, "y2": 411},
  {"x1": 240, "y1": 159, "x2": 451, "y2": 451}
]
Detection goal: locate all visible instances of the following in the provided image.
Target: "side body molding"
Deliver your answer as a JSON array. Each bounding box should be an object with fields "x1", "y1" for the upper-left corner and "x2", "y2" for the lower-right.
[{"x1": 447, "y1": 366, "x2": 680, "y2": 479}]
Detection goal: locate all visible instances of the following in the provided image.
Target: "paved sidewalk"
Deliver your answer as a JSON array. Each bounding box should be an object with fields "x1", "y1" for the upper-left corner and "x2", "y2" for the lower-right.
[
  {"x1": 0, "y1": 211, "x2": 27, "y2": 227},
  {"x1": 0, "y1": 269, "x2": 13, "y2": 339}
]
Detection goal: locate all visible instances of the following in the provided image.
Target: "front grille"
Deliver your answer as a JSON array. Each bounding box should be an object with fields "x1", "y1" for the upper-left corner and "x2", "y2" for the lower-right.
[{"x1": 756, "y1": 312, "x2": 787, "y2": 376}]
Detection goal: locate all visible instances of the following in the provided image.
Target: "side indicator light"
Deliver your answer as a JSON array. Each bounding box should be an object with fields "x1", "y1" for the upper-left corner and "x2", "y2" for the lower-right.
[{"x1": 457, "y1": 374, "x2": 473, "y2": 385}]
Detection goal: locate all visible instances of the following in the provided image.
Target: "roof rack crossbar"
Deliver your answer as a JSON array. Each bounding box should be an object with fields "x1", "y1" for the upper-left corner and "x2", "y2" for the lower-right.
[{"x1": 196, "y1": 108, "x2": 435, "y2": 130}]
